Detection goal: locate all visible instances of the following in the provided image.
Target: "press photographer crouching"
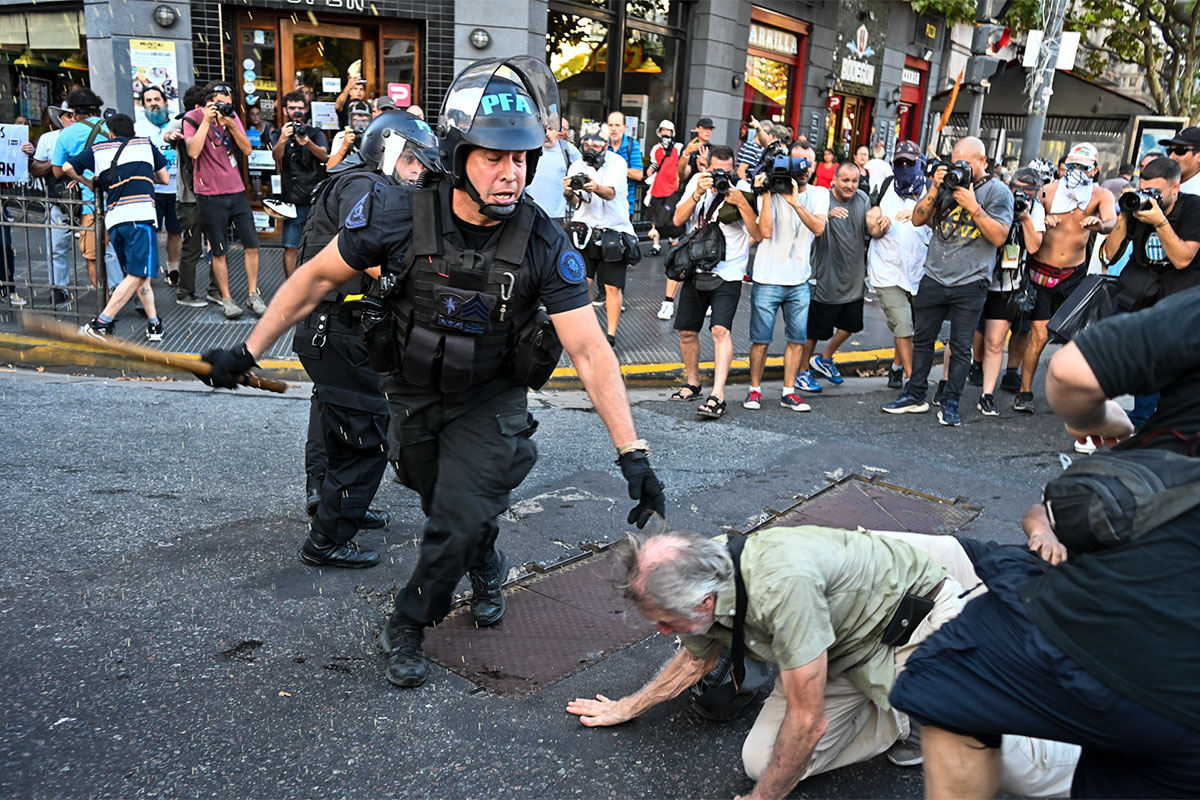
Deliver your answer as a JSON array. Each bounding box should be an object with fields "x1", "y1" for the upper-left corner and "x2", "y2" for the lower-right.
[{"x1": 564, "y1": 131, "x2": 637, "y2": 348}]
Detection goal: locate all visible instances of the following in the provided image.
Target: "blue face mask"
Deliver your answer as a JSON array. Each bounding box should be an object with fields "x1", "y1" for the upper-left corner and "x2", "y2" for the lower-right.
[
  {"x1": 893, "y1": 162, "x2": 925, "y2": 198},
  {"x1": 145, "y1": 107, "x2": 170, "y2": 127}
]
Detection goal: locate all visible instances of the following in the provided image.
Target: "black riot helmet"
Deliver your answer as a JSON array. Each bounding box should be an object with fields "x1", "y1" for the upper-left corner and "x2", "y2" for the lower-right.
[
  {"x1": 438, "y1": 56, "x2": 561, "y2": 220},
  {"x1": 358, "y1": 110, "x2": 441, "y2": 178}
]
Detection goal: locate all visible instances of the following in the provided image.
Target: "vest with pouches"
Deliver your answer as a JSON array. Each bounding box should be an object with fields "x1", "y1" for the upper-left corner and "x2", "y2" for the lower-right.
[
  {"x1": 280, "y1": 127, "x2": 325, "y2": 206},
  {"x1": 385, "y1": 182, "x2": 537, "y2": 393}
]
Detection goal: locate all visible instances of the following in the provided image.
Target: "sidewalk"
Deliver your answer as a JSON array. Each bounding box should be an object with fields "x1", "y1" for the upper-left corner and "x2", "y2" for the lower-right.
[{"x1": 0, "y1": 240, "x2": 904, "y2": 387}]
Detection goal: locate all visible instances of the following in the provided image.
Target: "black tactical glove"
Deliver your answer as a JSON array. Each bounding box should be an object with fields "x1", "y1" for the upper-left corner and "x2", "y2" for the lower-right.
[
  {"x1": 200, "y1": 342, "x2": 257, "y2": 389},
  {"x1": 618, "y1": 450, "x2": 666, "y2": 529}
]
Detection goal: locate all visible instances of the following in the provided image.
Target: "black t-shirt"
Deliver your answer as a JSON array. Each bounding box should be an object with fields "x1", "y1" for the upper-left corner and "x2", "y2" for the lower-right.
[
  {"x1": 1118, "y1": 192, "x2": 1200, "y2": 295},
  {"x1": 1022, "y1": 286, "x2": 1200, "y2": 732}
]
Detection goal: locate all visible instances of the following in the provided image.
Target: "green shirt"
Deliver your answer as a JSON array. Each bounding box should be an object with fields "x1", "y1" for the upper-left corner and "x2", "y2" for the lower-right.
[{"x1": 678, "y1": 526, "x2": 945, "y2": 708}]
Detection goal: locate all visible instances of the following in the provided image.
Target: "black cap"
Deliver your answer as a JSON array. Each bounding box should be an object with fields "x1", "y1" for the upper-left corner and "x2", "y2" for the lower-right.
[
  {"x1": 696, "y1": 117, "x2": 715, "y2": 129},
  {"x1": 1158, "y1": 126, "x2": 1200, "y2": 148}
]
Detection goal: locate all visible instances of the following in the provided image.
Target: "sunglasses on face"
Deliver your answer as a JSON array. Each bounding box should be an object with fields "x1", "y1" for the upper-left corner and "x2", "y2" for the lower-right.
[
  {"x1": 894, "y1": 158, "x2": 917, "y2": 167},
  {"x1": 1168, "y1": 146, "x2": 1198, "y2": 157},
  {"x1": 1064, "y1": 162, "x2": 1091, "y2": 171}
]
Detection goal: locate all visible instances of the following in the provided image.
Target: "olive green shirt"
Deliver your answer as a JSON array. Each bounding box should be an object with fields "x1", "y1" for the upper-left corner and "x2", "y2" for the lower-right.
[{"x1": 678, "y1": 526, "x2": 946, "y2": 708}]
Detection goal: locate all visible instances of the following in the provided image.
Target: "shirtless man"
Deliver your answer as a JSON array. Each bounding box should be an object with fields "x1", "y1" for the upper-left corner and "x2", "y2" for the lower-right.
[{"x1": 1014, "y1": 142, "x2": 1115, "y2": 414}]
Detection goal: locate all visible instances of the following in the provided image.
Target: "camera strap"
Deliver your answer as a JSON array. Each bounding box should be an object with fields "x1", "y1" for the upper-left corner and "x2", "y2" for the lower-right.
[{"x1": 725, "y1": 535, "x2": 749, "y2": 691}]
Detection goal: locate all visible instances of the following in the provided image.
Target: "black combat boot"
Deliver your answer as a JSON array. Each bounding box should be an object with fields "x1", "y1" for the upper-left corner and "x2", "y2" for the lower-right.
[
  {"x1": 469, "y1": 549, "x2": 511, "y2": 626},
  {"x1": 298, "y1": 530, "x2": 380, "y2": 569},
  {"x1": 358, "y1": 509, "x2": 390, "y2": 529},
  {"x1": 380, "y1": 617, "x2": 428, "y2": 687},
  {"x1": 305, "y1": 475, "x2": 322, "y2": 517}
]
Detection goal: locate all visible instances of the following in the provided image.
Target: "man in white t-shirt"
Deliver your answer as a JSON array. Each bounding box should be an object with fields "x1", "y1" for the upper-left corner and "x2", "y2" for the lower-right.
[
  {"x1": 528, "y1": 123, "x2": 581, "y2": 224},
  {"x1": 31, "y1": 104, "x2": 76, "y2": 306},
  {"x1": 668, "y1": 144, "x2": 761, "y2": 419},
  {"x1": 133, "y1": 85, "x2": 182, "y2": 284},
  {"x1": 864, "y1": 141, "x2": 894, "y2": 196},
  {"x1": 744, "y1": 143, "x2": 828, "y2": 412},
  {"x1": 866, "y1": 140, "x2": 933, "y2": 389},
  {"x1": 564, "y1": 132, "x2": 633, "y2": 347}
]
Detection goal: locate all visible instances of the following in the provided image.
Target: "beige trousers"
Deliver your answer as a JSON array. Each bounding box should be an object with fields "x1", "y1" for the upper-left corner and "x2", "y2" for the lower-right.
[{"x1": 741, "y1": 530, "x2": 1080, "y2": 798}]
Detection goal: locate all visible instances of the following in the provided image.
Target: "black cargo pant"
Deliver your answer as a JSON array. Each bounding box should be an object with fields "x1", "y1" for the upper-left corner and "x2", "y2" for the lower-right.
[
  {"x1": 295, "y1": 305, "x2": 389, "y2": 545},
  {"x1": 383, "y1": 380, "x2": 537, "y2": 626},
  {"x1": 175, "y1": 200, "x2": 213, "y2": 297}
]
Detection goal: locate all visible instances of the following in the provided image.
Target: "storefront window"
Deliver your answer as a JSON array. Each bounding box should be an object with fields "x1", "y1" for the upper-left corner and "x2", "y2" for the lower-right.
[
  {"x1": 381, "y1": 37, "x2": 415, "y2": 106},
  {"x1": 621, "y1": 28, "x2": 679, "y2": 154},
  {"x1": 548, "y1": 13, "x2": 609, "y2": 136},
  {"x1": 241, "y1": 28, "x2": 277, "y2": 119},
  {"x1": 743, "y1": 53, "x2": 792, "y2": 124},
  {"x1": 291, "y1": 32, "x2": 363, "y2": 111},
  {"x1": 626, "y1": 0, "x2": 682, "y2": 27}
]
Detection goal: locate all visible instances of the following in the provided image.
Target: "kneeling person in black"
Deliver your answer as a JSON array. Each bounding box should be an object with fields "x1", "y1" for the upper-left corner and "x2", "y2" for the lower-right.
[
  {"x1": 294, "y1": 111, "x2": 439, "y2": 570},
  {"x1": 199, "y1": 58, "x2": 664, "y2": 690}
]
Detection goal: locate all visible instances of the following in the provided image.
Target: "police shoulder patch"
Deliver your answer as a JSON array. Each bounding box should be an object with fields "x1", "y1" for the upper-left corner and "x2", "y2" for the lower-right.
[
  {"x1": 558, "y1": 249, "x2": 586, "y2": 284},
  {"x1": 345, "y1": 191, "x2": 371, "y2": 229}
]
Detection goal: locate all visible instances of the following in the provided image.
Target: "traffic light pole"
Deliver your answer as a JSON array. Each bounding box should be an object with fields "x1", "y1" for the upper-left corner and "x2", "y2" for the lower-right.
[
  {"x1": 1019, "y1": 0, "x2": 1068, "y2": 162},
  {"x1": 968, "y1": 87, "x2": 986, "y2": 136}
]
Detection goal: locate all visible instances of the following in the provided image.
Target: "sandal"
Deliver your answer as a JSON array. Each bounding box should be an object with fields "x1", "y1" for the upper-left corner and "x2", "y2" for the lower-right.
[
  {"x1": 670, "y1": 384, "x2": 701, "y2": 401},
  {"x1": 696, "y1": 395, "x2": 727, "y2": 419}
]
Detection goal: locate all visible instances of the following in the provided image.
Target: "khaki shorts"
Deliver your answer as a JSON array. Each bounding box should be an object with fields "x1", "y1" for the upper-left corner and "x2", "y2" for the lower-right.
[
  {"x1": 79, "y1": 214, "x2": 101, "y2": 262},
  {"x1": 874, "y1": 284, "x2": 915, "y2": 338}
]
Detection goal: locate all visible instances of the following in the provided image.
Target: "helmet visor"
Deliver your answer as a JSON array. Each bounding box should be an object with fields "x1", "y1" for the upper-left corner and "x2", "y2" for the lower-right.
[{"x1": 439, "y1": 56, "x2": 561, "y2": 139}]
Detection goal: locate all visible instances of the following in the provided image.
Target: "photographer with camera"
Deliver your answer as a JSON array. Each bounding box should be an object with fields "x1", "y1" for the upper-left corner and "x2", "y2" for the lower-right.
[
  {"x1": 326, "y1": 100, "x2": 372, "y2": 171},
  {"x1": 743, "y1": 144, "x2": 827, "y2": 412},
  {"x1": 736, "y1": 117, "x2": 776, "y2": 182},
  {"x1": 1011, "y1": 143, "x2": 1115, "y2": 415},
  {"x1": 882, "y1": 136, "x2": 1014, "y2": 427},
  {"x1": 564, "y1": 132, "x2": 634, "y2": 347},
  {"x1": 669, "y1": 145, "x2": 761, "y2": 419},
  {"x1": 184, "y1": 81, "x2": 261, "y2": 319},
  {"x1": 866, "y1": 141, "x2": 932, "y2": 390},
  {"x1": 271, "y1": 91, "x2": 330, "y2": 279}
]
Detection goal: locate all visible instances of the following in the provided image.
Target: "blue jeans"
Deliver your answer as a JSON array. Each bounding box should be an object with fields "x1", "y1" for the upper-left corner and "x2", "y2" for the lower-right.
[
  {"x1": 906, "y1": 276, "x2": 989, "y2": 403},
  {"x1": 748, "y1": 282, "x2": 809, "y2": 344},
  {"x1": 282, "y1": 204, "x2": 311, "y2": 249},
  {"x1": 46, "y1": 205, "x2": 72, "y2": 287}
]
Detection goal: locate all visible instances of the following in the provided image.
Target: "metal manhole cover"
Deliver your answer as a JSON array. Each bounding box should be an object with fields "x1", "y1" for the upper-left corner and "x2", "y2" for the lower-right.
[
  {"x1": 423, "y1": 553, "x2": 653, "y2": 697},
  {"x1": 764, "y1": 476, "x2": 978, "y2": 535}
]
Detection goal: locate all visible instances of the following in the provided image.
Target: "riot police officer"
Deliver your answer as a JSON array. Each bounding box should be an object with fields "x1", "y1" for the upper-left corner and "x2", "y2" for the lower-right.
[
  {"x1": 200, "y1": 57, "x2": 665, "y2": 689},
  {"x1": 296, "y1": 111, "x2": 440, "y2": 570}
]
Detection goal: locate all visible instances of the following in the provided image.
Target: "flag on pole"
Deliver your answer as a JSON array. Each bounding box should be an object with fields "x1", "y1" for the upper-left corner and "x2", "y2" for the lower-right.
[{"x1": 936, "y1": 69, "x2": 965, "y2": 141}]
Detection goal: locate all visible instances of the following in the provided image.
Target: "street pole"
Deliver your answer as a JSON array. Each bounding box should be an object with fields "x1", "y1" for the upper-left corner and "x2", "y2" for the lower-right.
[
  {"x1": 1019, "y1": 0, "x2": 1068, "y2": 162},
  {"x1": 968, "y1": 87, "x2": 985, "y2": 136}
]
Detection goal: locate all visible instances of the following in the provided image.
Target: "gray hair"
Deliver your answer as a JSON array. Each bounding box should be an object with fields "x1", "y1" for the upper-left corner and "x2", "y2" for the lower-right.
[{"x1": 611, "y1": 529, "x2": 735, "y2": 618}]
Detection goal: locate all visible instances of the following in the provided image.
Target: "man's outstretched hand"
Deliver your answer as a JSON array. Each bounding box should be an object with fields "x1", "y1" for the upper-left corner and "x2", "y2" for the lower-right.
[
  {"x1": 200, "y1": 343, "x2": 257, "y2": 389},
  {"x1": 566, "y1": 694, "x2": 632, "y2": 727},
  {"x1": 618, "y1": 451, "x2": 665, "y2": 528}
]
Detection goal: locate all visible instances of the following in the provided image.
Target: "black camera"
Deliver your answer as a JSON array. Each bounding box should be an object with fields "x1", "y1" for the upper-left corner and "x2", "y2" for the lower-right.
[
  {"x1": 568, "y1": 173, "x2": 589, "y2": 191},
  {"x1": 766, "y1": 155, "x2": 811, "y2": 194},
  {"x1": 214, "y1": 101, "x2": 236, "y2": 118},
  {"x1": 710, "y1": 168, "x2": 734, "y2": 194},
  {"x1": 1013, "y1": 192, "x2": 1031, "y2": 215},
  {"x1": 928, "y1": 159, "x2": 973, "y2": 190},
  {"x1": 1119, "y1": 187, "x2": 1163, "y2": 214}
]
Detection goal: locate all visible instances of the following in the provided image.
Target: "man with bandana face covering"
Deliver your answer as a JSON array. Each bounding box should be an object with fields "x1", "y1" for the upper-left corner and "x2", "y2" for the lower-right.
[
  {"x1": 1015, "y1": 142, "x2": 1115, "y2": 414},
  {"x1": 135, "y1": 85, "x2": 183, "y2": 284},
  {"x1": 867, "y1": 140, "x2": 932, "y2": 390}
]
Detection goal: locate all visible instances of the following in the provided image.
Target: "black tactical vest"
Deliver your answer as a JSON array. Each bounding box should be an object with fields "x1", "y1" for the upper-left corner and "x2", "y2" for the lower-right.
[
  {"x1": 298, "y1": 167, "x2": 388, "y2": 305},
  {"x1": 281, "y1": 127, "x2": 325, "y2": 206},
  {"x1": 387, "y1": 181, "x2": 536, "y2": 393}
]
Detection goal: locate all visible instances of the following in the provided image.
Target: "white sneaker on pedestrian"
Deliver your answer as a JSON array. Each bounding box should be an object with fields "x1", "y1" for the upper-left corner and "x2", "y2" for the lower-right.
[
  {"x1": 222, "y1": 297, "x2": 244, "y2": 319},
  {"x1": 247, "y1": 290, "x2": 268, "y2": 316},
  {"x1": 656, "y1": 300, "x2": 674, "y2": 320},
  {"x1": 1073, "y1": 437, "x2": 1098, "y2": 455}
]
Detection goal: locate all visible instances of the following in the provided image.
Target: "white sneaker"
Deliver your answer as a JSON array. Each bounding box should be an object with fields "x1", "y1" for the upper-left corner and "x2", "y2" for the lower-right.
[
  {"x1": 1074, "y1": 437, "x2": 1098, "y2": 455},
  {"x1": 656, "y1": 300, "x2": 674, "y2": 320}
]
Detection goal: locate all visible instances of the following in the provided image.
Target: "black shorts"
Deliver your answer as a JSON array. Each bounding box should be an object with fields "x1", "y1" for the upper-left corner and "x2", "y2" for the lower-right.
[
  {"x1": 981, "y1": 289, "x2": 1017, "y2": 322},
  {"x1": 647, "y1": 193, "x2": 684, "y2": 237},
  {"x1": 1031, "y1": 265, "x2": 1086, "y2": 321},
  {"x1": 807, "y1": 297, "x2": 864, "y2": 340},
  {"x1": 583, "y1": 250, "x2": 628, "y2": 291},
  {"x1": 154, "y1": 193, "x2": 182, "y2": 234},
  {"x1": 674, "y1": 277, "x2": 742, "y2": 332},
  {"x1": 891, "y1": 550, "x2": 1200, "y2": 799},
  {"x1": 195, "y1": 192, "x2": 260, "y2": 256}
]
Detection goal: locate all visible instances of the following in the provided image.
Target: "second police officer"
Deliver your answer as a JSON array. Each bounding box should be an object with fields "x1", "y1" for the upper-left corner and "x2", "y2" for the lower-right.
[
  {"x1": 199, "y1": 56, "x2": 665, "y2": 689},
  {"x1": 295, "y1": 111, "x2": 442, "y2": 570}
]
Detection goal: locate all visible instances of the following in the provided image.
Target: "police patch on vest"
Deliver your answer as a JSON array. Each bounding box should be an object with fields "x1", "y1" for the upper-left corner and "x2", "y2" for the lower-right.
[
  {"x1": 436, "y1": 290, "x2": 494, "y2": 335},
  {"x1": 559, "y1": 249, "x2": 586, "y2": 284},
  {"x1": 345, "y1": 192, "x2": 371, "y2": 229}
]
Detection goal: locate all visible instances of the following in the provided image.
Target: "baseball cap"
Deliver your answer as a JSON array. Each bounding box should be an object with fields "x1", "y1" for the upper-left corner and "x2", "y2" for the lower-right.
[
  {"x1": 658, "y1": 119, "x2": 675, "y2": 133},
  {"x1": 48, "y1": 101, "x2": 73, "y2": 130},
  {"x1": 893, "y1": 140, "x2": 922, "y2": 163},
  {"x1": 1158, "y1": 126, "x2": 1200, "y2": 148},
  {"x1": 696, "y1": 117, "x2": 715, "y2": 129},
  {"x1": 372, "y1": 96, "x2": 396, "y2": 112},
  {"x1": 1064, "y1": 142, "x2": 1098, "y2": 166}
]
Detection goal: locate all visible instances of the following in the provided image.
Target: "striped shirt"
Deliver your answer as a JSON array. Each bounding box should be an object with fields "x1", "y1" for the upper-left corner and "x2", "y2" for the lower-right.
[{"x1": 67, "y1": 137, "x2": 166, "y2": 230}]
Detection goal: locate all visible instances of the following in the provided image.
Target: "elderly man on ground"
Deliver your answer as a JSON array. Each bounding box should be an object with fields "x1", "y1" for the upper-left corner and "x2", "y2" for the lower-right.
[{"x1": 567, "y1": 525, "x2": 1077, "y2": 800}]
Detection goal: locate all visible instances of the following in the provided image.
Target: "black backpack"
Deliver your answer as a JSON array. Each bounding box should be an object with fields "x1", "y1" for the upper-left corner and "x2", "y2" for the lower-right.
[
  {"x1": 1042, "y1": 449, "x2": 1200, "y2": 553},
  {"x1": 664, "y1": 195, "x2": 726, "y2": 281}
]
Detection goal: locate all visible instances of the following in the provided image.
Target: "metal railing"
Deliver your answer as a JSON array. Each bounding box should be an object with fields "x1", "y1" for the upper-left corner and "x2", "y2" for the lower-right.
[{"x1": 1, "y1": 185, "x2": 107, "y2": 321}]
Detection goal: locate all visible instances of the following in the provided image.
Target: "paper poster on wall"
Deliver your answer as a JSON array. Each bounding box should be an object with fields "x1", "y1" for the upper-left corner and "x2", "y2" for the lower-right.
[
  {"x1": 271, "y1": 174, "x2": 283, "y2": 195},
  {"x1": 253, "y1": 210, "x2": 272, "y2": 232},
  {"x1": 247, "y1": 150, "x2": 276, "y2": 170},
  {"x1": 0, "y1": 124, "x2": 30, "y2": 183},
  {"x1": 311, "y1": 101, "x2": 338, "y2": 130},
  {"x1": 625, "y1": 116, "x2": 638, "y2": 141},
  {"x1": 130, "y1": 40, "x2": 179, "y2": 123}
]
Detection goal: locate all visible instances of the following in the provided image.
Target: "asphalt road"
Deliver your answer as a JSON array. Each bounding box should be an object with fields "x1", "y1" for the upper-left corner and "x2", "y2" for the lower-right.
[{"x1": 1, "y1": 365, "x2": 1075, "y2": 798}]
